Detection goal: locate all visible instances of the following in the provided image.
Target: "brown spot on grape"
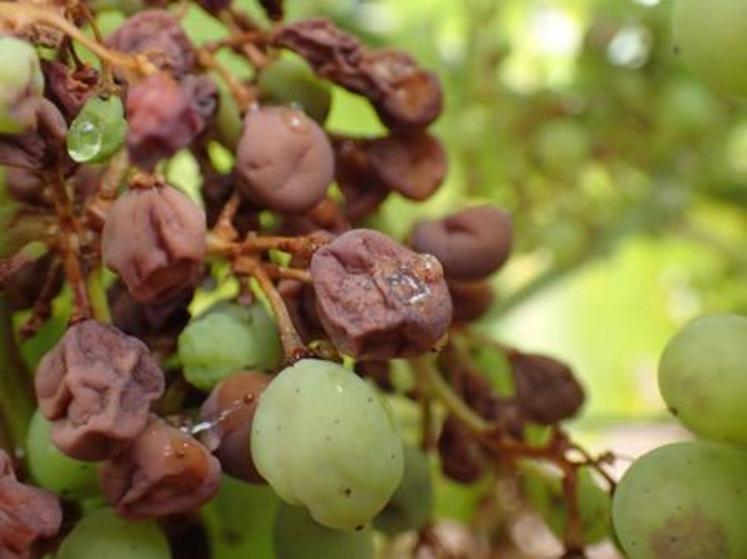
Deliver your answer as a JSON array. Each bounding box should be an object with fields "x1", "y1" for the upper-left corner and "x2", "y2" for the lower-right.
[{"x1": 650, "y1": 511, "x2": 728, "y2": 558}]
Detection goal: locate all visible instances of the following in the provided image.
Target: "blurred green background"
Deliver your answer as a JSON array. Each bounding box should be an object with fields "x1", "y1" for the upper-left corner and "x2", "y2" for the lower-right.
[{"x1": 91, "y1": 0, "x2": 746, "y2": 446}]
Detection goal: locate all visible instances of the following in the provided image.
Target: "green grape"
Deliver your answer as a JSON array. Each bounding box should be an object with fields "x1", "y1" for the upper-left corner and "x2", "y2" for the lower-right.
[
  {"x1": 251, "y1": 359, "x2": 404, "y2": 531},
  {"x1": 273, "y1": 503, "x2": 374, "y2": 559},
  {"x1": 202, "y1": 476, "x2": 279, "y2": 559},
  {"x1": 26, "y1": 409, "x2": 99, "y2": 500},
  {"x1": 612, "y1": 441, "x2": 747, "y2": 559},
  {"x1": 67, "y1": 96, "x2": 127, "y2": 164},
  {"x1": 0, "y1": 37, "x2": 44, "y2": 134},
  {"x1": 215, "y1": 82, "x2": 242, "y2": 150},
  {"x1": 673, "y1": 0, "x2": 747, "y2": 98},
  {"x1": 57, "y1": 508, "x2": 170, "y2": 559},
  {"x1": 522, "y1": 464, "x2": 611, "y2": 544},
  {"x1": 258, "y1": 54, "x2": 332, "y2": 124},
  {"x1": 178, "y1": 302, "x2": 282, "y2": 390},
  {"x1": 374, "y1": 444, "x2": 433, "y2": 535},
  {"x1": 658, "y1": 314, "x2": 747, "y2": 444}
]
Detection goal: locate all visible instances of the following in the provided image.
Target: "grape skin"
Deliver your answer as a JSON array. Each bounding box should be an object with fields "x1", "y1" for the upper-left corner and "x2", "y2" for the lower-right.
[
  {"x1": 56, "y1": 508, "x2": 170, "y2": 559},
  {"x1": 0, "y1": 37, "x2": 44, "y2": 133},
  {"x1": 673, "y1": 0, "x2": 747, "y2": 97},
  {"x1": 273, "y1": 503, "x2": 374, "y2": 559},
  {"x1": 26, "y1": 409, "x2": 99, "y2": 500},
  {"x1": 658, "y1": 313, "x2": 747, "y2": 444},
  {"x1": 612, "y1": 441, "x2": 747, "y2": 559},
  {"x1": 251, "y1": 359, "x2": 404, "y2": 531}
]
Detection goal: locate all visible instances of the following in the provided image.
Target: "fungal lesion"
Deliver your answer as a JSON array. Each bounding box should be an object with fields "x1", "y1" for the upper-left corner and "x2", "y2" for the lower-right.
[{"x1": 649, "y1": 510, "x2": 728, "y2": 559}]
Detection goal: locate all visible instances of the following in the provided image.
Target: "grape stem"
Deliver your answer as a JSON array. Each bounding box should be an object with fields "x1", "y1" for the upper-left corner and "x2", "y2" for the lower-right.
[
  {"x1": 19, "y1": 258, "x2": 62, "y2": 340},
  {"x1": 0, "y1": 2, "x2": 156, "y2": 78},
  {"x1": 196, "y1": 47, "x2": 256, "y2": 112}
]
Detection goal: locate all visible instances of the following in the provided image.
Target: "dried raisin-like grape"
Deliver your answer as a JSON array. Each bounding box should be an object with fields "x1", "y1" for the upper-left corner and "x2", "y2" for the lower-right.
[
  {"x1": 410, "y1": 206, "x2": 513, "y2": 281},
  {"x1": 102, "y1": 179, "x2": 206, "y2": 304},
  {"x1": 365, "y1": 132, "x2": 446, "y2": 201},
  {"x1": 181, "y1": 74, "x2": 219, "y2": 124},
  {"x1": 4, "y1": 254, "x2": 63, "y2": 312},
  {"x1": 34, "y1": 320, "x2": 165, "y2": 461},
  {"x1": 509, "y1": 352, "x2": 585, "y2": 425},
  {"x1": 447, "y1": 280, "x2": 494, "y2": 324},
  {"x1": 0, "y1": 450, "x2": 62, "y2": 558},
  {"x1": 125, "y1": 73, "x2": 205, "y2": 170},
  {"x1": 42, "y1": 61, "x2": 98, "y2": 122},
  {"x1": 310, "y1": 229, "x2": 452, "y2": 359},
  {"x1": 235, "y1": 106, "x2": 334, "y2": 214},
  {"x1": 106, "y1": 10, "x2": 195, "y2": 77},
  {"x1": 198, "y1": 371, "x2": 271, "y2": 483},
  {"x1": 333, "y1": 138, "x2": 389, "y2": 221},
  {"x1": 277, "y1": 279, "x2": 325, "y2": 343},
  {"x1": 354, "y1": 360, "x2": 394, "y2": 393},
  {"x1": 437, "y1": 416, "x2": 485, "y2": 484},
  {"x1": 99, "y1": 415, "x2": 221, "y2": 520}
]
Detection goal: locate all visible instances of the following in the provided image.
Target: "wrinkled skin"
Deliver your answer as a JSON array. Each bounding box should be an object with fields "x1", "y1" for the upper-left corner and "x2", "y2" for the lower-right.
[
  {"x1": 437, "y1": 416, "x2": 485, "y2": 484},
  {"x1": 102, "y1": 180, "x2": 206, "y2": 304},
  {"x1": 366, "y1": 132, "x2": 446, "y2": 201},
  {"x1": 447, "y1": 280, "x2": 494, "y2": 324},
  {"x1": 34, "y1": 320, "x2": 165, "y2": 461},
  {"x1": 125, "y1": 73, "x2": 205, "y2": 170},
  {"x1": 310, "y1": 229, "x2": 452, "y2": 359},
  {"x1": 410, "y1": 206, "x2": 513, "y2": 281},
  {"x1": 509, "y1": 352, "x2": 585, "y2": 425},
  {"x1": 199, "y1": 371, "x2": 271, "y2": 483},
  {"x1": 42, "y1": 61, "x2": 98, "y2": 122},
  {"x1": 333, "y1": 137, "x2": 389, "y2": 221},
  {"x1": 0, "y1": 449, "x2": 62, "y2": 559},
  {"x1": 273, "y1": 20, "x2": 442, "y2": 129},
  {"x1": 0, "y1": 99, "x2": 70, "y2": 172},
  {"x1": 100, "y1": 416, "x2": 221, "y2": 520},
  {"x1": 106, "y1": 10, "x2": 195, "y2": 77},
  {"x1": 235, "y1": 107, "x2": 334, "y2": 214},
  {"x1": 4, "y1": 254, "x2": 63, "y2": 312}
]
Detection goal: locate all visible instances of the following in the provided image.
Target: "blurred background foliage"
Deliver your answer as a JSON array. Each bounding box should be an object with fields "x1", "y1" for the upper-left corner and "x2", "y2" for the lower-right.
[{"x1": 72, "y1": 0, "x2": 743, "y2": 443}]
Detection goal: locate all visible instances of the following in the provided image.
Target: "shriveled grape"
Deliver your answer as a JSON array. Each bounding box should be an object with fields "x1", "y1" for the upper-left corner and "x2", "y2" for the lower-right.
[
  {"x1": 251, "y1": 359, "x2": 404, "y2": 530},
  {"x1": 612, "y1": 441, "x2": 747, "y2": 559}
]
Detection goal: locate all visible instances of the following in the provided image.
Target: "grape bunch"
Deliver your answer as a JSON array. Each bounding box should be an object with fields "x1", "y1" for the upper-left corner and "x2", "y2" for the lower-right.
[
  {"x1": 0, "y1": 0, "x2": 627, "y2": 558},
  {"x1": 611, "y1": 314, "x2": 747, "y2": 559}
]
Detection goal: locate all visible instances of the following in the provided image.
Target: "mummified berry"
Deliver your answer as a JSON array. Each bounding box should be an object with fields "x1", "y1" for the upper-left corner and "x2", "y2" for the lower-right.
[
  {"x1": 354, "y1": 360, "x2": 394, "y2": 393},
  {"x1": 437, "y1": 416, "x2": 485, "y2": 484},
  {"x1": 365, "y1": 132, "x2": 447, "y2": 201},
  {"x1": 235, "y1": 106, "x2": 334, "y2": 214},
  {"x1": 509, "y1": 352, "x2": 585, "y2": 425},
  {"x1": 4, "y1": 254, "x2": 63, "y2": 312},
  {"x1": 0, "y1": 450, "x2": 62, "y2": 558},
  {"x1": 106, "y1": 10, "x2": 195, "y2": 77},
  {"x1": 447, "y1": 280, "x2": 494, "y2": 324},
  {"x1": 333, "y1": 138, "x2": 389, "y2": 221},
  {"x1": 0, "y1": 98, "x2": 70, "y2": 172},
  {"x1": 102, "y1": 179, "x2": 206, "y2": 304},
  {"x1": 199, "y1": 371, "x2": 271, "y2": 484},
  {"x1": 357, "y1": 49, "x2": 443, "y2": 130},
  {"x1": 277, "y1": 279, "x2": 325, "y2": 343},
  {"x1": 34, "y1": 320, "x2": 165, "y2": 461},
  {"x1": 310, "y1": 229, "x2": 452, "y2": 359},
  {"x1": 99, "y1": 415, "x2": 221, "y2": 520},
  {"x1": 410, "y1": 206, "x2": 513, "y2": 281},
  {"x1": 42, "y1": 60, "x2": 98, "y2": 122},
  {"x1": 181, "y1": 74, "x2": 219, "y2": 124},
  {"x1": 125, "y1": 73, "x2": 205, "y2": 170}
]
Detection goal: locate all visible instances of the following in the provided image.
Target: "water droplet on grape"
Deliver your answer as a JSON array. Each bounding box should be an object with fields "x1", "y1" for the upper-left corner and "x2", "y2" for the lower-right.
[{"x1": 68, "y1": 117, "x2": 103, "y2": 162}]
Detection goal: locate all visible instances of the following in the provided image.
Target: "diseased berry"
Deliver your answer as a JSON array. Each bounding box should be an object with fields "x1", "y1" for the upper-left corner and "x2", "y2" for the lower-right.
[
  {"x1": 235, "y1": 106, "x2": 334, "y2": 214},
  {"x1": 34, "y1": 320, "x2": 165, "y2": 461},
  {"x1": 410, "y1": 206, "x2": 513, "y2": 281},
  {"x1": 102, "y1": 178, "x2": 206, "y2": 304},
  {"x1": 199, "y1": 371, "x2": 272, "y2": 483},
  {"x1": 125, "y1": 73, "x2": 205, "y2": 170},
  {"x1": 437, "y1": 416, "x2": 485, "y2": 484},
  {"x1": 42, "y1": 61, "x2": 98, "y2": 122},
  {"x1": 106, "y1": 10, "x2": 195, "y2": 77},
  {"x1": 99, "y1": 415, "x2": 221, "y2": 520},
  {"x1": 509, "y1": 352, "x2": 585, "y2": 425},
  {"x1": 310, "y1": 229, "x2": 452, "y2": 359},
  {"x1": 0, "y1": 449, "x2": 62, "y2": 558},
  {"x1": 447, "y1": 280, "x2": 494, "y2": 324}
]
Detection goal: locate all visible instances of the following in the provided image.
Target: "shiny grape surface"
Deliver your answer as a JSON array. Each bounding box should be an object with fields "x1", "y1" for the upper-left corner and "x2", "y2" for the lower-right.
[
  {"x1": 0, "y1": 37, "x2": 43, "y2": 133},
  {"x1": 658, "y1": 313, "x2": 747, "y2": 444},
  {"x1": 612, "y1": 441, "x2": 747, "y2": 559},
  {"x1": 251, "y1": 359, "x2": 404, "y2": 530}
]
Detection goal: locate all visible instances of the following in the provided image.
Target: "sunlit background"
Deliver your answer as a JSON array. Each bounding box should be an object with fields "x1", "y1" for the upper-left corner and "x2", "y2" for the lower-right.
[{"x1": 81, "y1": 1, "x2": 745, "y2": 556}]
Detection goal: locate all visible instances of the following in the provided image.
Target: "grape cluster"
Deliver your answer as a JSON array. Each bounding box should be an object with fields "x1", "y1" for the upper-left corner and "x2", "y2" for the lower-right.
[
  {"x1": 611, "y1": 314, "x2": 747, "y2": 558},
  {"x1": 0, "y1": 0, "x2": 630, "y2": 557}
]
